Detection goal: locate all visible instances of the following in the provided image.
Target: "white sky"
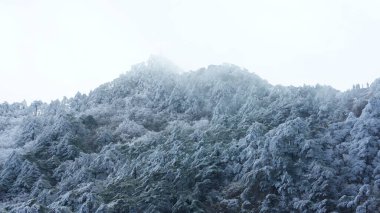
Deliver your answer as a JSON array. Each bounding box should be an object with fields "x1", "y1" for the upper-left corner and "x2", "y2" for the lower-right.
[{"x1": 1, "y1": 0, "x2": 380, "y2": 103}]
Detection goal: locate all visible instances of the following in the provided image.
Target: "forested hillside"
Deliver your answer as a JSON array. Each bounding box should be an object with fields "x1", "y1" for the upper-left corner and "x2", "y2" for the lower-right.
[{"x1": 1, "y1": 57, "x2": 380, "y2": 212}]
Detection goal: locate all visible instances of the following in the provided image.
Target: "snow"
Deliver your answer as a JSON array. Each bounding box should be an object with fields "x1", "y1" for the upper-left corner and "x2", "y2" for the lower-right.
[{"x1": 1, "y1": 59, "x2": 380, "y2": 212}]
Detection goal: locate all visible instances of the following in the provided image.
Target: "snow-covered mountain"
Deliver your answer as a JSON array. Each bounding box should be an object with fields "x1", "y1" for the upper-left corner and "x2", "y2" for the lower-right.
[{"x1": 1, "y1": 57, "x2": 380, "y2": 212}]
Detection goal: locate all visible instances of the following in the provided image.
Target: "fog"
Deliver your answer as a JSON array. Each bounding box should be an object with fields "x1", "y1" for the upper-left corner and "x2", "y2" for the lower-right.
[{"x1": 1, "y1": 0, "x2": 380, "y2": 103}]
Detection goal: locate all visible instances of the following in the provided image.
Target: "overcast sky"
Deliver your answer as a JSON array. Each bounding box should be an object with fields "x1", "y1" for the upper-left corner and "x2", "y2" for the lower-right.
[{"x1": 1, "y1": 0, "x2": 380, "y2": 103}]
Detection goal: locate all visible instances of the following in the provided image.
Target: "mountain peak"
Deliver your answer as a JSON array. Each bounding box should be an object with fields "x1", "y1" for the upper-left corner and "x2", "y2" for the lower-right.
[
  {"x1": 131, "y1": 55, "x2": 183, "y2": 74},
  {"x1": 1, "y1": 59, "x2": 380, "y2": 212}
]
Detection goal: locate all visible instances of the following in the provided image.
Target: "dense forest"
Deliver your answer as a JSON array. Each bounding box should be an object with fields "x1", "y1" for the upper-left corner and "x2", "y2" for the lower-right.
[{"x1": 1, "y1": 57, "x2": 380, "y2": 212}]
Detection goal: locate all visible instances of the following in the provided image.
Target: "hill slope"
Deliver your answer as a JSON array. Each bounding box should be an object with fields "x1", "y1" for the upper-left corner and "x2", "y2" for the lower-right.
[{"x1": 1, "y1": 58, "x2": 380, "y2": 212}]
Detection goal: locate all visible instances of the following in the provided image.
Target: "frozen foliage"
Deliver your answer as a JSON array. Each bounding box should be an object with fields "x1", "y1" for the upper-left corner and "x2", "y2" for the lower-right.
[{"x1": 1, "y1": 58, "x2": 380, "y2": 212}]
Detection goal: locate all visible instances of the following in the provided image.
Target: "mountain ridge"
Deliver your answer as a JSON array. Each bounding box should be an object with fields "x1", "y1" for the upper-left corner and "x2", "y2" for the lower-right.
[{"x1": 1, "y1": 59, "x2": 380, "y2": 212}]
